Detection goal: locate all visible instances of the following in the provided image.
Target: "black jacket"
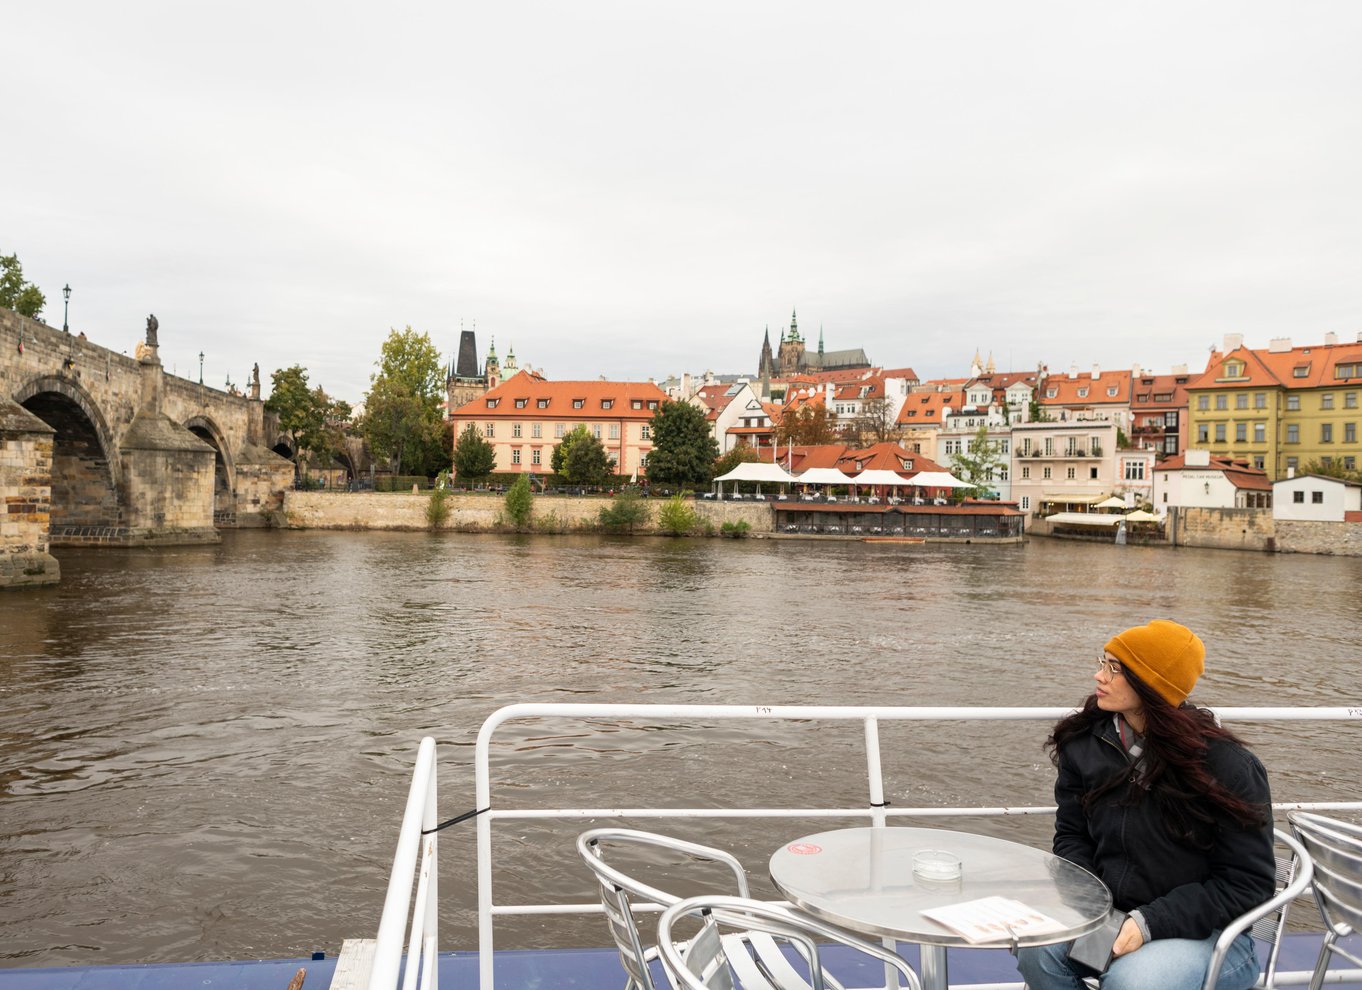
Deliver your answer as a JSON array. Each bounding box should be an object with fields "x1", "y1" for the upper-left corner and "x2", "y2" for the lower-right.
[{"x1": 1052, "y1": 715, "x2": 1275, "y2": 941}]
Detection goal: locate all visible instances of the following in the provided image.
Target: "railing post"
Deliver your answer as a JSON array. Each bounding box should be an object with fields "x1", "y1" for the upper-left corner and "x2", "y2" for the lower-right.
[
  {"x1": 424, "y1": 758, "x2": 439, "y2": 990},
  {"x1": 864, "y1": 716, "x2": 887, "y2": 828}
]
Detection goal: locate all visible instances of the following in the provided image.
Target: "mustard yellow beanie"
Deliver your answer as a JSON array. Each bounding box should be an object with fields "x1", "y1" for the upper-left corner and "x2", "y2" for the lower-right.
[{"x1": 1104, "y1": 619, "x2": 1205, "y2": 705}]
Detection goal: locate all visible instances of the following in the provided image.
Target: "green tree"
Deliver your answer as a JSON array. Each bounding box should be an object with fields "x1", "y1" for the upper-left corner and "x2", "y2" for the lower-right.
[
  {"x1": 361, "y1": 327, "x2": 445, "y2": 476},
  {"x1": 426, "y1": 470, "x2": 452, "y2": 529},
  {"x1": 1303, "y1": 458, "x2": 1362, "y2": 482},
  {"x1": 656, "y1": 493, "x2": 699, "y2": 535},
  {"x1": 598, "y1": 488, "x2": 649, "y2": 532},
  {"x1": 0, "y1": 253, "x2": 45, "y2": 319},
  {"x1": 713, "y1": 441, "x2": 761, "y2": 480},
  {"x1": 563, "y1": 429, "x2": 614, "y2": 486},
  {"x1": 951, "y1": 424, "x2": 1005, "y2": 497},
  {"x1": 646, "y1": 400, "x2": 720, "y2": 487},
  {"x1": 265, "y1": 365, "x2": 352, "y2": 479},
  {"x1": 452, "y1": 424, "x2": 496, "y2": 483},
  {"x1": 775, "y1": 404, "x2": 838, "y2": 446},
  {"x1": 504, "y1": 473, "x2": 533, "y2": 528},
  {"x1": 551, "y1": 424, "x2": 590, "y2": 475}
]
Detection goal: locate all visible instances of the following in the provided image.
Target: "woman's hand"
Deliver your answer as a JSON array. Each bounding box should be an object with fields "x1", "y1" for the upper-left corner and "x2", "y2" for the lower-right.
[{"x1": 1111, "y1": 917, "x2": 1145, "y2": 957}]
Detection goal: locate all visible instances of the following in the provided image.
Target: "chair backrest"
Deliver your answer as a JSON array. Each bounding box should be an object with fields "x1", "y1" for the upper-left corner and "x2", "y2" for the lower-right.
[
  {"x1": 576, "y1": 829, "x2": 752, "y2": 990},
  {"x1": 656, "y1": 895, "x2": 922, "y2": 990},
  {"x1": 1289, "y1": 812, "x2": 1362, "y2": 936}
]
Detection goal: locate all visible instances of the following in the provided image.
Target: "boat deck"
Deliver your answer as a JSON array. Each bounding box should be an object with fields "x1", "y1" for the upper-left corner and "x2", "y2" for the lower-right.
[{"x1": 1, "y1": 933, "x2": 1355, "y2": 990}]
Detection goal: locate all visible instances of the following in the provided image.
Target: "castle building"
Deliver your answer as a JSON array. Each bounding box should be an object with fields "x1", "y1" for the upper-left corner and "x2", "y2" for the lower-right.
[
  {"x1": 757, "y1": 310, "x2": 871, "y2": 378},
  {"x1": 445, "y1": 330, "x2": 525, "y2": 418}
]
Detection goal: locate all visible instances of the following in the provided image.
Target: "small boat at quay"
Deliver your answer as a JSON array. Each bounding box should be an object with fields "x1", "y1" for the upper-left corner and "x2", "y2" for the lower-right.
[{"x1": 4, "y1": 703, "x2": 1360, "y2": 990}]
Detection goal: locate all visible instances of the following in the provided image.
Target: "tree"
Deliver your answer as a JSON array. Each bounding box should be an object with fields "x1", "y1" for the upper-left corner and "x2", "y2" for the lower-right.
[
  {"x1": 775, "y1": 404, "x2": 838, "y2": 446},
  {"x1": 551, "y1": 424, "x2": 591, "y2": 475},
  {"x1": 1303, "y1": 458, "x2": 1362, "y2": 482},
  {"x1": 0, "y1": 253, "x2": 45, "y2": 319},
  {"x1": 646, "y1": 400, "x2": 720, "y2": 487},
  {"x1": 504, "y1": 474, "x2": 533, "y2": 528},
  {"x1": 265, "y1": 365, "x2": 352, "y2": 479},
  {"x1": 563, "y1": 429, "x2": 614, "y2": 486},
  {"x1": 847, "y1": 396, "x2": 900, "y2": 446},
  {"x1": 951, "y1": 424, "x2": 1005, "y2": 497},
  {"x1": 452, "y1": 424, "x2": 496, "y2": 483},
  {"x1": 598, "y1": 488, "x2": 649, "y2": 532},
  {"x1": 360, "y1": 327, "x2": 446, "y2": 476},
  {"x1": 656, "y1": 493, "x2": 699, "y2": 535},
  {"x1": 713, "y1": 442, "x2": 762, "y2": 480}
]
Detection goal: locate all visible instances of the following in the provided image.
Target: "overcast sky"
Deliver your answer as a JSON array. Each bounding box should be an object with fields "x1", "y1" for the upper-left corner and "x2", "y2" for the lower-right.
[{"x1": 6, "y1": 2, "x2": 1361, "y2": 404}]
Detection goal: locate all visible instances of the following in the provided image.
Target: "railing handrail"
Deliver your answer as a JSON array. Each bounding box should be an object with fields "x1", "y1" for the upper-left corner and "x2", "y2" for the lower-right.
[{"x1": 467, "y1": 703, "x2": 1361, "y2": 990}]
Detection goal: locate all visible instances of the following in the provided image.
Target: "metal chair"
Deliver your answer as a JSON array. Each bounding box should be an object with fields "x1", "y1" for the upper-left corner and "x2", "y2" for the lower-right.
[
  {"x1": 657, "y1": 894, "x2": 923, "y2": 990},
  {"x1": 1288, "y1": 811, "x2": 1362, "y2": 990},
  {"x1": 578, "y1": 828, "x2": 841, "y2": 990}
]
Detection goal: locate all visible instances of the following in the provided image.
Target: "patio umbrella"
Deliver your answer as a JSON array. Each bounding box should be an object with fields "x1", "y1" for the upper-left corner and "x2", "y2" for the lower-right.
[
  {"x1": 1124, "y1": 509, "x2": 1161, "y2": 522},
  {"x1": 1095, "y1": 495, "x2": 1127, "y2": 510}
]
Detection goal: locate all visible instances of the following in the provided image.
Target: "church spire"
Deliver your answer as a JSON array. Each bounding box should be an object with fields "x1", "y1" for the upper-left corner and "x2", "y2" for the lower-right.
[{"x1": 818, "y1": 324, "x2": 824, "y2": 355}]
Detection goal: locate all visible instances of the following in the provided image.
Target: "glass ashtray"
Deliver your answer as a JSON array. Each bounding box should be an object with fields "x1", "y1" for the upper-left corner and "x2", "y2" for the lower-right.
[{"x1": 912, "y1": 848, "x2": 962, "y2": 881}]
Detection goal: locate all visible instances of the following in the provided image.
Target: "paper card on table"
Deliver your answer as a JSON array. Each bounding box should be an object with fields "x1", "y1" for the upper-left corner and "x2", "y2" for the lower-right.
[{"x1": 920, "y1": 896, "x2": 1067, "y2": 943}]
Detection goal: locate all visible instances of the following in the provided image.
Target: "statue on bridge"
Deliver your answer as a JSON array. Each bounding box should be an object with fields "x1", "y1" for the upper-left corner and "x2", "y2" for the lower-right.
[{"x1": 145, "y1": 314, "x2": 159, "y2": 349}]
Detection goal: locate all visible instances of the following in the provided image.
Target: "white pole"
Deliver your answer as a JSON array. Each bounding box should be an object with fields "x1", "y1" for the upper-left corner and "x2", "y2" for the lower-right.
[{"x1": 371, "y1": 737, "x2": 437, "y2": 990}]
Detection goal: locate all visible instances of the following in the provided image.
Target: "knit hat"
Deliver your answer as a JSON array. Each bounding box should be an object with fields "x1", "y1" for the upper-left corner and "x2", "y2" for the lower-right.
[{"x1": 1104, "y1": 619, "x2": 1205, "y2": 705}]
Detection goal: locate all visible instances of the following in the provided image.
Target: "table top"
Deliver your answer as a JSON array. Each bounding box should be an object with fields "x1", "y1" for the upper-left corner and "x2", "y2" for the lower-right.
[{"x1": 769, "y1": 826, "x2": 1111, "y2": 948}]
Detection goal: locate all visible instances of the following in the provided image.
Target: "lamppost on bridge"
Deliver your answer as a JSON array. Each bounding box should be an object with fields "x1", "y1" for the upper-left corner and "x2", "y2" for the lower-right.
[
  {"x1": 62, "y1": 284, "x2": 71, "y2": 334},
  {"x1": 199, "y1": 351, "x2": 204, "y2": 385}
]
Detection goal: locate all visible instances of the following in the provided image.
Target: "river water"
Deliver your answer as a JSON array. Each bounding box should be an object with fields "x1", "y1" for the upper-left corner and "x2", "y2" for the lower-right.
[{"x1": 0, "y1": 531, "x2": 1358, "y2": 967}]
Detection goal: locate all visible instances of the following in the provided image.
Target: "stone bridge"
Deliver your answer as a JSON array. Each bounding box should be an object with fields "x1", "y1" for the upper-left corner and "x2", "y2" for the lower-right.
[{"x1": 1, "y1": 307, "x2": 299, "y2": 586}]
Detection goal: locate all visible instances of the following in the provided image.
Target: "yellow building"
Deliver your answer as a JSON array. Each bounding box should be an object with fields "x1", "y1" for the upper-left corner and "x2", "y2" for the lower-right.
[{"x1": 1186, "y1": 333, "x2": 1362, "y2": 480}]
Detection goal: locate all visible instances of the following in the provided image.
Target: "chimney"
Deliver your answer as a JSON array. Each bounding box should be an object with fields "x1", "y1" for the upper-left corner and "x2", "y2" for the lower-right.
[
  {"x1": 1324, "y1": 331, "x2": 1339, "y2": 346},
  {"x1": 1287, "y1": 466, "x2": 1296, "y2": 479},
  {"x1": 1068, "y1": 363, "x2": 1079, "y2": 380},
  {"x1": 1091, "y1": 364, "x2": 1100, "y2": 380},
  {"x1": 681, "y1": 372, "x2": 692, "y2": 398},
  {"x1": 1268, "y1": 337, "x2": 1292, "y2": 353},
  {"x1": 1186, "y1": 448, "x2": 1211, "y2": 467},
  {"x1": 1131, "y1": 362, "x2": 1143, "y2": 378},
  {"x1": 1222, "y1": 333, "x2": 1244, "y2": 352},
  {"x1": 1170, "y1": 363, "x2": 1188, "y2": 374}
]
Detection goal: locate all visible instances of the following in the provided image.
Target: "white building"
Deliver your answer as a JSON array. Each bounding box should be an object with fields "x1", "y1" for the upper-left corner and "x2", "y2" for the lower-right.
[
  {"x1": 1010, "y1": 421, "x2": 1152, "y2": 515},
  {"x1": 1152, "y1": 449, "x2": 1271, "y2": 510},
  {"x1": 1272, "y1": 473, "x2": 1362, "y2": 522}
]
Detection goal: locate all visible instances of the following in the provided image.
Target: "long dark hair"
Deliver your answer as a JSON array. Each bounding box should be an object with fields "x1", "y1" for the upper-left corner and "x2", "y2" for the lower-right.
[{"x1": 1047, "y1": 667, "x2": 1266, "y2": 847}]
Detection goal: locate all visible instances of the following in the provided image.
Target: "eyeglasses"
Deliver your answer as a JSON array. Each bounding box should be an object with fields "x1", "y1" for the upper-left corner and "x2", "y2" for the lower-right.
[{"x1": 1095, "y1": 657, "x2": 1124, "y2": 678}]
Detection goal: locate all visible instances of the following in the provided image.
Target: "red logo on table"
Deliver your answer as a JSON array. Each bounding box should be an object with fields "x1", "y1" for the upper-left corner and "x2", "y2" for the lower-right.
[{"x1": 787, "y1": 842, "x2": 822, "y2": 855}]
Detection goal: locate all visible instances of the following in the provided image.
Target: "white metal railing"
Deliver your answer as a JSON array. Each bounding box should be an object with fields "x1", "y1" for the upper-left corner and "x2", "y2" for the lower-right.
[{"x1": 373, "y1": 703, "x2": 1362, "y2": 990}]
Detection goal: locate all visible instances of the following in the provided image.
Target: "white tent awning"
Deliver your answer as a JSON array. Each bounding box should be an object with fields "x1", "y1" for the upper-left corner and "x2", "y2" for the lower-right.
[
  {"x1": 798, "y1": 467, "x2": 856, "y2": 485},
  {"x1": 906, "y1": 471, "x2": 972, "y2": 489},
  {"x1": 713, "y1": 462, "x2": 799, "y2": 484},
  {"x1": 1044, "y1": 512, "x2": 1123, "y2": 526},
  {"x1": 850, "y1": 468, "x2": 912, "y2": 486},
  {"x1": 1041, "y1": 491, "x2": 1106, "y2": 504}
]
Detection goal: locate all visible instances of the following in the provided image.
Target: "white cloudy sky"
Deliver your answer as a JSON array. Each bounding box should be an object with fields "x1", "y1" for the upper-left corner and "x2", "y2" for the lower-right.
[{"x1": 6, "y1": 2, "x2": 1361, "y2": 404}]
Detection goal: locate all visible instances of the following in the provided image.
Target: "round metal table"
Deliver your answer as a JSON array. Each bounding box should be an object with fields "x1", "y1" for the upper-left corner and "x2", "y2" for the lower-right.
[{"x1": 769, "y1": 826, "x2": 1111, "y2": 990}]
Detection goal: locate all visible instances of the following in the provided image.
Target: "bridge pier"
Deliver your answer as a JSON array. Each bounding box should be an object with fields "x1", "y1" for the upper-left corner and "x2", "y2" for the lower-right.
[{"x1": 0, "y1": 398, "x2": 61, "y2": 588}]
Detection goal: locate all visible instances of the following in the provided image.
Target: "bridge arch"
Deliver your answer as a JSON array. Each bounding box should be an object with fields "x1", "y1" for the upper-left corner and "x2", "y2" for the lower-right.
[
  {"x1": 15, "y1": 374, "x2": 124, "y2": 530},
  {"x1": 185, "y1": 415, "x2": 236, "y2": 522}
]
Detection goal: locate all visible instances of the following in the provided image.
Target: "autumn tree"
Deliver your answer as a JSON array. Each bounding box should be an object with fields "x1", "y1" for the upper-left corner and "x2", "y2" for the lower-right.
[
  {"x1": 646, "y1": 400, "x2": 719, "y2": 487},
  {"x1": 775, "y1": 404, "x2": 838, "y2": 446},
  {"x1": 847, "y1": 396, "x2": 901, "y2": 446},
  {"x1": 0, "y1": 253, "x2": 45, "y2": 319},
  {"x1": 360, "y1": 327, "x2": 446, "y2": 476}
]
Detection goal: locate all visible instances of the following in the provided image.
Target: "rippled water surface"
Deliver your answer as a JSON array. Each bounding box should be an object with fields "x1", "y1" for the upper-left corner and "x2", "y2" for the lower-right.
[{"x1": 1, "y1": 531, "x2": 1358, "y2": 966}]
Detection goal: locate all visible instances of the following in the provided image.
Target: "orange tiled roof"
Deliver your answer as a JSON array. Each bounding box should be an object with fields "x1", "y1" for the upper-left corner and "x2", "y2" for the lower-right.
[
  {"x1": 1154, "y1": 454, "x2": 1271, "y2": 491},
  {"x1": 782, "y1": 385, "x2": 828, "y2": 412},
  {"x1": 1039, "y1": 369, "x2": 1132, "y2": 405},
  {"x1": 838, "y1": 442, "x2": 946, "y2": 474},
  {"x1": 452, "y1": 369, "x2": 668, "y2": 419},
  {"x1": 1187, "y1": 340, "x2": 1362, "y2": 391},
  {"x1": 897, "y1": 389, "x2": 964, "y2": 426},
  {"x1": 880, "y1": 366, "x2": 919, "y2": 381},
  {"x1": 1130, "y1": 372, "x2": 1192, "y2": 410}
]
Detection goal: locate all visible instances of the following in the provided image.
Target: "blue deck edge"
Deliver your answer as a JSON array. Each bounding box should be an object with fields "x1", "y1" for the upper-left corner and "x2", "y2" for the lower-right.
[{"x1": 0, "y1": 933, "x2": 1354, "y2": 990}]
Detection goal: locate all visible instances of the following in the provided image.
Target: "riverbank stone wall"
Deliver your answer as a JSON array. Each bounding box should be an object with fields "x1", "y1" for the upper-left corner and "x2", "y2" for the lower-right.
[
  {"x1": 1275, "y1": 519, "x2": 1362, "y2": 556},
  {"x1": 0, "y1": 398, "x2": 60, "y2": 587},
  {"x1": 1168, "y1": 506, "x2": 1275, "y2": 552},
  {"x1": 283, "y1": 490, "x2": 774, "y2": 534}
]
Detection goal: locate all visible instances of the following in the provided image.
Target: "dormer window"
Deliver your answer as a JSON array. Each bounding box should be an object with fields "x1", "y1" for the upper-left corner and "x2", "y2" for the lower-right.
[
  {"x1": 1077, "y1": 387, "x2": 1089, "y2": 398},
  {"x1": 1046, "y1": 388, "x2": 1057, "y2": 398},
  {"x1": 573, "y1": 398, "x2": 585, "y2": 408},
  {"x1": 632, "y1": 399, "x2": 643, "y2": 409},
  {"x1": 514, "y1": 398, "x2": 527, "y2": 408},
  {"x1": 647, "y1": 400, "x2": 659, "y2": 410},
  {"x1": 1293, "y1": 364, "x2": 1310, "y2": 378},
  {"x1": 537, "y1": 398, "x2": 550, "y2": 408},
  {"x1": 601, "y1": 399, "x2": 614, "y2": 410},
  {"x1": 1223, "y1": 360, "x2": 1246, "y2": 378},
  {"x1": 486, "y1": 398, "x2": 500, "y2": 408},
  {"x1": 902, "y1": 458, "x2": 913, "y2": 470},
  {"x1": 1107, "y1": 386, "x2": 1118, "y2": 397}
]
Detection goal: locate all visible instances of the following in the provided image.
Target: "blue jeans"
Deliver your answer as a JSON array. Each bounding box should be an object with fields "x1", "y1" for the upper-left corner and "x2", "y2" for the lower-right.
[{"x1": 1016, "y1": 931, "x2": 1259, "y2": 990}]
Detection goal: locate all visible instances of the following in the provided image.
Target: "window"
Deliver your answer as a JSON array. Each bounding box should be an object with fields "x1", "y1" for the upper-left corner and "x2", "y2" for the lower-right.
[
  {"x1": 998, "y1": 466, "x2": 1009, "y2": 481},
  {"x1": 1107, "y1": 386, "x2": 1118, "y2": 397},
  {"x1": 601, "y1": 399, "x2": 614, "y2": 410},
  {"x1": 538, "y1": 398, "x2": 550, "y2": 409},
  {"x1": 1236, "y1": 394, "x2": 1248, "y2": 409},
  {"x1": 511, "y1": 449, "x2": 521, "y2": 465},
  {"x1": 512, "y1": 423, "x2": 522, "y2": 438},
  {"x1": 1322, "y1": 393, "x2": 1335, "y2": 410},
  {"x1": 485, "y1": 422, "x2": 495, "y2": 438},
  {"x1": 608, "y1": 424, "x2": 619, "y2": 440},
  {"x1": 1066, "y1": 467, "x2": 1076, "y2": 480},
  {"x1": 1124, "y1": 461, "x2": 1145, "y2": 480},
  {"x1": 1044, "y1": 438, "x2": 1053, "y2": 456},
  {"x1": 1077, "y1": 387, "x2": 1088, "y2": 398},
  {"x1": 1197, "y1": 395, "x2": 1209, "y2": 411},
  {"x1": 592, "y1": 425, "x2": 601, "y2": 439},
  {"x1": 1347, "y1": 423, "x2": 1357, "y2": 443},
  {"x1": 1253, "y1": 456, "x2": 1264, "y2": 469},
  {"x1": 1255, "y1": 392, "x2": 1266, "y2": 409},
  {"x1": 1043, "y1": 466, "x2": 1052, "y2": 480},
  {"x1": 1347, "y1": 392, "x2": 1358, "y2": 409},
  {"x1": 1287, "y1": 395, "x2": 1301, "y2": 411},
  {"x1": 1090, "y1": 466, "x2": 1099, "y2": 480},
  {"x1": 631, "y1": 399, "x2": 642, "y2": 410},
  {"x1": 1336, "y1": 363, "x2": 1360, "y2": 379},
  {"x1": 1215, "y1": 395, "x2": 1228, "y2": 410},
  {"x1": 1254, "y1": 423, "x2": 1265, "y2": 443},
  {"x1": 532, "y1": 449, "x2": 541, "y2": 465},
  {"x1": 486, "y1": 398, "x2": 500, "y2": 408},
  {"x1": 1286, "y1": 424, "x2": 1299, "y2": 443},
  {"x1": 640, "y1": 425, "x2": 651, "y2": 440},
  {"x1": 1020, "y1": 495, "x2": 1030, "y2": 510},
  {"x1": 1321, "y1": 423, "x2": 1333, "y2": 443},
  {"x1": 532, "y1": 423, "x2": 542, "y2": 438},
  {"x1": 1312, "y1": 491, "x2": 1324, "y2": 504},
  {"x1": 1293, "y1": 364, "x2": 1310, "y2": 378},
  {"x1": 1165, "y1": 436, "x2": 1179, "y2": 455},
  {"x1": 1223, "y1": 360, "x2": 1245, "y2": 378},
  {"x1": 1293, "y1": 490, "x2": 1305, "y2": 503},
  {"x1": 1197, "y1": 424, "x2": 1209, "y2": 443},
  {"x1": 1215, "y1": 424, "x2": 1226, "y2": 443},
  {"x1": 1235, "y1": 423, "x2": 1247, "y2": 442},
  {"x1": 515, "y1": 398, "x2": 527, "y2": 408},
  {"x1": 1286, "y1": 456, "x2": 1299, "y2": 471},
  {"x1": 1346, "y1": 456, "x2": 1357, "y2": 471},
  {"x1": 1165, "y1": 411, "x2": 1177, "y2": 428},
  {"x1": 573, "y1": 398, "x2": 585, "y2": 409},
  {"x1": 647, "y1": 400, "x2": 659, "y2": 410},
  {"x1": 1046, "y1": 387, "x2": 1057, "y2": 398},
  {"x1": 1021, "y1": 465, "x2": 1030, "y2": 479},
  {"x1": 555, "y1": 423, "x2": 566, "y2": 438}
]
